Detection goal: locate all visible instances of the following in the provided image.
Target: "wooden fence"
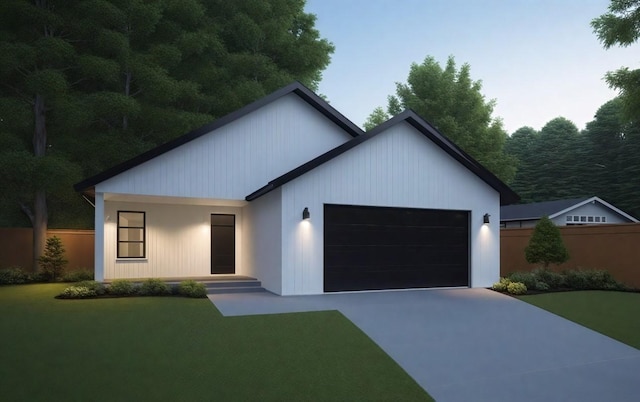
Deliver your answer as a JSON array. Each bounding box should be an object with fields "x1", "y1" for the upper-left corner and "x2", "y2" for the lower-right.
[
  {"x1": 0, "y1": 228, "x2": 94, "y2": 272},
  {"x1": 501, "y1": 223, "x2": 640, "y2": 288},
  {"x1": 3, "y1": 224, "x2": 639, "y2": 287}
]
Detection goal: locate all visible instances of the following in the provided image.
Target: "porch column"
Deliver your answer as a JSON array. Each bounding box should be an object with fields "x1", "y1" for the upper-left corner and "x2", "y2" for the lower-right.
[{"x1": 94, "y1": 192, "x2": 105, "y2": 282}]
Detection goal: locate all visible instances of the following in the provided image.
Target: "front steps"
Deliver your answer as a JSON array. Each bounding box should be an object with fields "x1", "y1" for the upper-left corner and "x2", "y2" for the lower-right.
[{"x1": 202, "y1": 278, "x2": 266, "y2": 295}]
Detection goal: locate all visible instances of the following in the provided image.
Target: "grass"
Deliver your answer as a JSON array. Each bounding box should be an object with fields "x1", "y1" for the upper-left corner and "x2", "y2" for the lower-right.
[
  {"x1": 0, "y1": 284, "x2": 432, "y2": 402},
  {"x1": 519, "y1": 291, "x2": 640, "y2": 349}
]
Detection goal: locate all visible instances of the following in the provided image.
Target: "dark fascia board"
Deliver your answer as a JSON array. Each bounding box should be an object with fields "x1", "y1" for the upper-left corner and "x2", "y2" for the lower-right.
[
  {"x1": 74, "y1": 81, "x2": 364, "y2": 193},
  {"x1": 246, "y1": 109, "x2": 520, "y2": 205}
]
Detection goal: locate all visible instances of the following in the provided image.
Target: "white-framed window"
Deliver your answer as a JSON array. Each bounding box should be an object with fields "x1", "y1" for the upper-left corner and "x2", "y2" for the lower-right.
[
  {"x1": 588, "y1": 216, "x2": 594, "y2": 222},
  {"x1": 566, "y1": 216, "x2": 573, "y2": 222},
  {"x1": 602, "y1": 216, "x2": 607, "y2": 222},
  {"x1": 595, "y1": 216, "x2": 601, "y2": 222},
  {"x1": 117, "y1": 211, "x2": 145, "y2": 258}
]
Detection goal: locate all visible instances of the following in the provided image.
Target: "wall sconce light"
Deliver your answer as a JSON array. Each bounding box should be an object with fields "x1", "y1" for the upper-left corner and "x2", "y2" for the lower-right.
[
  {"x1": 483, "y1": 213, "x2": 490, "y2": 224},
  {"x1": 302, "y1": 207, "x2": 310, "y2": 220}
]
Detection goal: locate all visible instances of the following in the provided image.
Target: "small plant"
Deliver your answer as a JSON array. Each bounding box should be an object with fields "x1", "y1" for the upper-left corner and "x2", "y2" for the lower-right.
[
  {"x1": 0, "y1": 266, "x2": 31, "y2": 285},
  {"x1": 38, "y1": 236, "x2": 68, "y2": 281},
  {"x1": 508, "y1": 271, "x2": 537, "y2": 290},
  {"x1": 57, "y1": 286, "x2": 97, "y2": 299},
  {"x1": 62, "y1": 269, "x2": 94, "y2": 282},
  {"x1": 76, "y1": 280, "x2": 106, "y2": 295},
  {"x1": 525, "y1": 216, "x2": 569, "y2": 268},
  {"x1": 178, "y1": 280, "x2": 207, "y2": 298},
  {"x1": 491, "y1": 277, "x2": 511, "y2": 292},
  {"x1": 139, "y1": 278, "x2": 171, "y2": 296},
  {"x1": 507, "y1": 282, "x2": 527, "y2": 295},
  {"x1": 107, "y1": 279, "x2": 138, "y2": 295}
]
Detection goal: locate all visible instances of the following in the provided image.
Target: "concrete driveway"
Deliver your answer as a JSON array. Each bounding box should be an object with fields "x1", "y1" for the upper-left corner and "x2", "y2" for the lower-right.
[{"x1": 209, "y1": 288, "x2": 640, "y2": 402}]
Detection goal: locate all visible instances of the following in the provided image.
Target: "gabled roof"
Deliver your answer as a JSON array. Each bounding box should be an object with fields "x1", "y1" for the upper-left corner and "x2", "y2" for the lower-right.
[
  {"x1": 500, "y1": 196, "x2": 639, "y2": 222},
  {"x1": 74, "y1": 81, "x2": 363, "y2": 193},
  {"x1": 246, "y1": 109, "x2": 520, "y2": 205}
]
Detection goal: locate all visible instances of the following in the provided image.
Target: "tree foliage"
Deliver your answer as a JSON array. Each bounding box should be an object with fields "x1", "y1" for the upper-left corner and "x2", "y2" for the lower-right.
[
  {"x1": 364, "y1": 56, "x2": 516, "y2": 182},
  {"x1": 0, "y1": 0, "x2": 334, "y2": 261},
  {"x1": 38, "y1": 235, "x2": 68, "y2": 281},
  {"x1": 505, "y1": 98, "x2": 640, "y2": 219},
  {"x1": 525, "y1": 216, "x2": 569, "y2": 268},
  {"x1": 592, "y1": 0, "x2": 640, "y2": 121}
]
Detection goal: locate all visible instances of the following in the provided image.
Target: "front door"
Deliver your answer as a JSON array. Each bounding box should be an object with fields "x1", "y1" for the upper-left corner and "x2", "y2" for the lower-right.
[{"x1": 211, "y1": 214, "x2": 235, "y2": 274}]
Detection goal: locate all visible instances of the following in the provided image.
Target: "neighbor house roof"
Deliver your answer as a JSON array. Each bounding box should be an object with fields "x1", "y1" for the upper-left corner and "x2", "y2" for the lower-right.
[
  {"x1": 74, "y1": 81, "x2": 363, "y2": 194},
  {"x1": 246, "y1": 109, "x2": 520, "y2": 205},
  {"x1": 500, "y1": 196, "x2": 639, "y2": 222}
]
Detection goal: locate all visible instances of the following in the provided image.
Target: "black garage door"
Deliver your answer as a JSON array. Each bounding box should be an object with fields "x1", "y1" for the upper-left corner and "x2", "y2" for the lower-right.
[{"x1": 324, "y1": 204, "x2": 469, "y2": 292}]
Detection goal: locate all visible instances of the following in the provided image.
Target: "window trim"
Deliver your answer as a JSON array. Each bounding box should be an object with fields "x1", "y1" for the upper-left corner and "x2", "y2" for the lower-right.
[{"x1": 117, "y1": 211, "x2": 146, "y2": 259}]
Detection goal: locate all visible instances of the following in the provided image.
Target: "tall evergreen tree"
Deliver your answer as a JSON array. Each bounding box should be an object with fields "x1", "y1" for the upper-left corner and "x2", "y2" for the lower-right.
[
  {"x1": 364, "y1": 56, "x2": 516, "y2": 182},
  {"x1": 0, "y1": 0, "x2": 335, "y2": 270}
]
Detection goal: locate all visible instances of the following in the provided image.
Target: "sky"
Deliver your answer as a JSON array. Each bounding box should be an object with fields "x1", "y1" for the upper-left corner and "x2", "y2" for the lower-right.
[{"x1": 304, "y1": 0, "x2": 640, "y2": 134}]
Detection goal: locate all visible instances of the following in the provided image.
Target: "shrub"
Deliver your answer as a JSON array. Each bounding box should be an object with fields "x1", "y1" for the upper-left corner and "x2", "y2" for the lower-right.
[
  {"x1": 531, "y1": 268, "x2": 564, "y2": 289},
  {"x1": 491, "y1": 277, "x2": 511, "y2": 292},
  {"x1": 178, "y1": 280, "x2": 207, "y2": 298},
  {"x1": 57, "y1": 286, "x2": 97, "y2": 299},
  {"x1": 534, "y1": 281, "x2": 550, "y2": 291},
  {"x1": 107, "y1": 279, "x2": 138, "y2": 295},
  {"x1": 525, "y1": 216, "x2": 569, "y2": 268},
  {"x1": 62, "y1": 269, "x2": 94, "y2": 282},
  {"x1": 139, "y1": 278, "x2": 172, "y2": 296},
  {"x1": 0, "y1": 266, "x2": 31, "y2": 285},
  {"x1": 508, "y1": 271, "x2": 537, "y2": 290},
  {"x1": 564, "y1": 269, "x2": 621, "y2": 290},
  {"x1": 76, "y1": 280, "x2": 106, "y2": 295},
  {"x1": 507, "y1": 282, "x2": 527, "y2": 295},
  {"x1": 38, "y1": 236, "x2": 68, "y2": 281}
]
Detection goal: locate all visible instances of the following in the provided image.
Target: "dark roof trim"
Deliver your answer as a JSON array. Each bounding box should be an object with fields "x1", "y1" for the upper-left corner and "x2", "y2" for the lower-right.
[
  {"x1": 246, "y1": 110, "x2": 520, "y2": 205},
  {"x1": 74, "y1": 81, "x2": 363, "y2": 193}
]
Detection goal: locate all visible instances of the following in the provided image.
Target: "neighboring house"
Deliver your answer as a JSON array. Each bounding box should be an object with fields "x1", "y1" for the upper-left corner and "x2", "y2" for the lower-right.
[
  {"x1": 75, "y1": 82, "x2": 518, "y2": 295},
  {"x1": 500, "y1": 196, "x2": 638, "y2": 229}
]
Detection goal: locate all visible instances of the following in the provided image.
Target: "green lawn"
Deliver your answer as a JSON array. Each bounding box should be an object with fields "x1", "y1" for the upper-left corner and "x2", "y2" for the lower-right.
[
  {"x1": 519, "y1": 291, "x2": 640, "y2": 349},
  {"x1": 0, "y1": 284, "x2": 431, "y2": 402}
]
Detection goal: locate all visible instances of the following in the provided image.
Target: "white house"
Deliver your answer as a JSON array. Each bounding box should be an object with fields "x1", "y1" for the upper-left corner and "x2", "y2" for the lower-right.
[
  {"x1": 500, "y1": 196, "x2": 638, "y2": 229},
  {"x1": 75, "y1": 82, "x2": 519, "y2": 295}
]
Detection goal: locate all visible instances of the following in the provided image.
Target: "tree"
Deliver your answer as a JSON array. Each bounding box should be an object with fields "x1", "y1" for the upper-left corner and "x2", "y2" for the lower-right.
[
  {"x1": 38, "y1": 235, "x2": 68, "y2": 281},
  {"x1": 363, "y1": 107, "x2": 389, "y2": 131},
  {"x1": 504, "y1": 126, "x2": 539, "y2": 202},
  {"x1": 0, "y1": 0, "x2": 83, "y2": 269},
  {"x1": 592, "y1": 0, "x2": 640, "y2": 121},
  {"x1": 525, "y1": 216, "x2": 569, "y2": 268},
  {"x1": 365, "y1": 56, "x2": 516, "y2": 182},
  {"x1": 0, "y1": 0, "x2": 335, "y2": 269}
]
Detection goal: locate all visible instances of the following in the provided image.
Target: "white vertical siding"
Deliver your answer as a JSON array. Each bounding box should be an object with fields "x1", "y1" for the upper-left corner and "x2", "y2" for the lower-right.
[
  {"x1": 96, "y1": 94, "x2": 352, "y2": 200},
  {"x1": 279, "y1": 121, "x2": 501, "y2": 295},
  {"x1": 243, "y1": 190, "x2": 283, "y2": 294},
  {"x1": 103, "y1": 201, "x2": 243, "y2": 279}
]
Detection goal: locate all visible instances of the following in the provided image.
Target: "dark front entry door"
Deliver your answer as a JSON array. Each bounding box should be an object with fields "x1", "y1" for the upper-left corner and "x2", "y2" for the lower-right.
[{"x1": 211, "y1": 214, "x2": 235, "y2": 274}]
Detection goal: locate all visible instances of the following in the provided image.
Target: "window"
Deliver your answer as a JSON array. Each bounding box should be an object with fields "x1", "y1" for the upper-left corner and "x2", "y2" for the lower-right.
[
  {"x1": 602, "y1": 216, "x2": 606, "y2": 223},
  {"x1": 573, "y1": 215, "x2": 580, "y2": 221},
  {"x1": 580, "y1": 216, "x2": 587, "y2": 222},
  {"x1": 595, "y1": 217, "x2": 601, "y2": 222},
  {"x1": 588, "y1": 216, "x2": 594, "y2": 222},
  {"x1": 117, "y1": 211, "x2": 145, "y2": 258},
  {"x1": 566, "y1": 216, "x2": 573, "y2": 222}
]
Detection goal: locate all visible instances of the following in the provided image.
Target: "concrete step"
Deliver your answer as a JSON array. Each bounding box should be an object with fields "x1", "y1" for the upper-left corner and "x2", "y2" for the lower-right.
[{"x1": 203, "y1": 279, "x2": 265, "y2": 294}]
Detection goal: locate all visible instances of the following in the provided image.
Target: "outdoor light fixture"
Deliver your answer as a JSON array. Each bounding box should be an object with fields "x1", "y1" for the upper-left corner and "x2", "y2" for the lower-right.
[
  {"x1": 483, "y1": 213, "x2": 490, "y2": 224},
  {"x1": 302, "y1": 207, "x2": 310, "y2": 220}
]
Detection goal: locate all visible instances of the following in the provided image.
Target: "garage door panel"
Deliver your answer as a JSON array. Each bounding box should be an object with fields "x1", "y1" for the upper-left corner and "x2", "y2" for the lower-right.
[{"x1": 324, "y1": 204, "x2": 469, "y2": 292}]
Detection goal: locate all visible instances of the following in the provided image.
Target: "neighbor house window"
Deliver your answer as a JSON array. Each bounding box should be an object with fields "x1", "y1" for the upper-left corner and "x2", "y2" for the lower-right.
[
  {"x1": 595, "y1": 217, "x2": 601, "y2": 222},
  {"x1": 117, "y1": 211, "x2": 145, "y2": 258},
  {"x1": 602, "y1": 216, "x2": 606, "y2": 222},
  {"x1": 566, "y1": 216, "x2": 573, "y2": 222}
]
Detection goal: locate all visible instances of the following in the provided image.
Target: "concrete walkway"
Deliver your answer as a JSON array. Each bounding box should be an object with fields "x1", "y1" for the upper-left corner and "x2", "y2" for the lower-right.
[{"x1": 209, "y1": 288, "x2": 640, "y2": 402}]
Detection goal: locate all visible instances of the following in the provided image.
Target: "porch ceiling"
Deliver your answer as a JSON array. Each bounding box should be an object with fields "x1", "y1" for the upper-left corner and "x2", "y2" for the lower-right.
[{"x1": 103, "y1": 193, "x2": 248, "y2": 207}]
